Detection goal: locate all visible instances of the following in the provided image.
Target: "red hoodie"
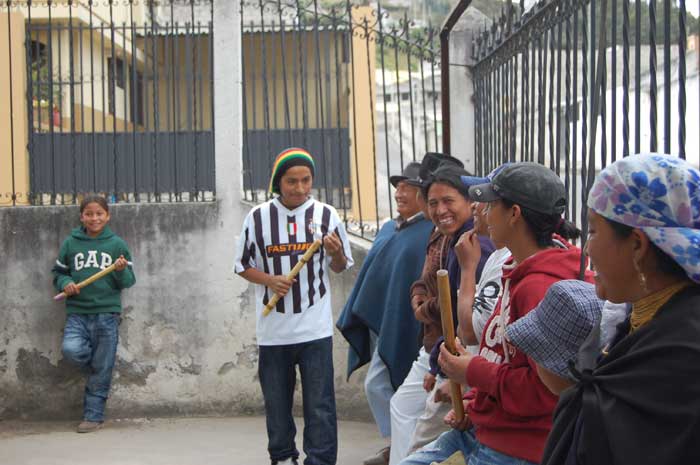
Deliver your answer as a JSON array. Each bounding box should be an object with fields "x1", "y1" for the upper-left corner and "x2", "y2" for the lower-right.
[{"x1": 465, "y1": 238, "x2": 593, "y2": 464}]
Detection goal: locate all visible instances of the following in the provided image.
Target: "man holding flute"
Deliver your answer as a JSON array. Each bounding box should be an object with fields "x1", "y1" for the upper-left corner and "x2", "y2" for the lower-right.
[{"x1": 234, "y1": 148, "x2": 354, "y2": 465}]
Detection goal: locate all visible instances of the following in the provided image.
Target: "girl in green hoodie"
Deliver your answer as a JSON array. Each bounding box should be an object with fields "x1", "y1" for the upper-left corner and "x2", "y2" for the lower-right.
[{"x1": 52, "y1": 195, "x2": 135, "y2": 433}]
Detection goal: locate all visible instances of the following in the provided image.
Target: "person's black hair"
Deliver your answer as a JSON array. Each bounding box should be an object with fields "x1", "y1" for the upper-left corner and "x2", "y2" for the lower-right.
[
  {"x1": 501, "y1": 198, "x2": 580, "y2": 247},
  {"x1": 421, "y1": 167, "x2": 472, "y2": 201},
  {"x1": 606, "y1": 218, "x2": 687, "y2": 279},
  {"x1": 79, "y1": 194, "x2": 109, "y2": 214}
]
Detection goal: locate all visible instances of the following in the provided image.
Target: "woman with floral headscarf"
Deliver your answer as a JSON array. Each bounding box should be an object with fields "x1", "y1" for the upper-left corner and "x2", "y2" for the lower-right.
[{"x1": 542, "y1": 153, "x2": 700, "y2": 465}]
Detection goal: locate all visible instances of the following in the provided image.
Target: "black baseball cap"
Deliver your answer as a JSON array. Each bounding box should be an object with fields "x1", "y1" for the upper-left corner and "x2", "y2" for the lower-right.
[
  {"x1": 422, "y1": 164, "x2": 471, "y2": 200},
  {"x1": 419, "y1": 152, "x2": 464, "y2": 181},
  {"x1": 389, "y1": 162, "x2": 423, "y2": 188},
  {"x1": 468, "y1": 162, "x2": 567, "y2": 215}
]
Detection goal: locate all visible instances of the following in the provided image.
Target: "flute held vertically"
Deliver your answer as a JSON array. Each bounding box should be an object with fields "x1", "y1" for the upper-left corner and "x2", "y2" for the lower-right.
[{"x1": 436, "y1": 269, "x2": 465, "y2": 422}]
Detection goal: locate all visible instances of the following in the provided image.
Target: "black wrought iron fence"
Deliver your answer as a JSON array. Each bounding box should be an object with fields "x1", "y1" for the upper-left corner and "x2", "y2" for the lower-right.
[
  {"x1": 466, "y1": 0, "x2": 699, "y2": 238},
  {"x1": 0, "y1": 0, "x2": 214, "y2": 206},
  {"x1": 241, "y1": 0, "x2": 441, "y2": 239}
]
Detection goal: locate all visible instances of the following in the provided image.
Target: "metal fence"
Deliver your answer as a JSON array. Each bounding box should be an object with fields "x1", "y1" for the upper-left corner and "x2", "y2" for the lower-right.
[
  {"x1": 1, "y1": 0, "x2": 214, "y2": 206},
  {"x1": 465, "y1": 0, "x2": 700, "y2": 240},
  {"x1": 241, "y1": 0, "x2": 441, "y2": 239}
]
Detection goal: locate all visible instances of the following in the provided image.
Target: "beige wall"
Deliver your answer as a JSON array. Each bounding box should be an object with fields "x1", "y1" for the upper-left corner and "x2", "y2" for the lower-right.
[
  {"x1": 27, "y1": 26, "x2": 212, "y2": 133},
  {"x1": 242, "y1": 30, "x2": 349, "y2": 131},
  {"x1": 21, "y1": 1, "x2": 147, "y2": 69},
  {"x1": 241, "y1": 15, "x2": 377, "y2": 222},
  {"x1": 149, "y1": 34, "x2": 213, "y2": 131},
  {"x1": 62, "y1": 32, "x2": 212, "y2": 133},
  {"x1": 0, "y1": 5, "x2": 213, "y2": 206},
  {"x1": 23, "y1": 1, "x2": 213, "y2": 133},
  {"x1": 348, "y1": 6, "x2": 377, "y2": 222},
  {"x1": 0, "y1": 13, "x2": 29, "y2": 206},
  {"x1": 24, "y1": 1, "x2": 148, "y2": 31},
  {"x1": 28, "y1": 26, "x2": 131, "y2": 127}
]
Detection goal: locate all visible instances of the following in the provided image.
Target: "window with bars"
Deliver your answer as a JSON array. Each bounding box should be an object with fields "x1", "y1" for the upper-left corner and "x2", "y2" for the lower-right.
[{"x1": 107, "y1": 57, "x2": 125, "y2": 116}]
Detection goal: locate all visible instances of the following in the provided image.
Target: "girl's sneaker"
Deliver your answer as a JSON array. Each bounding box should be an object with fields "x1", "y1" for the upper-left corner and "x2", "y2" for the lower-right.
[{"x1": 76, "y1": 421, "x2": 103, "y2": 433}]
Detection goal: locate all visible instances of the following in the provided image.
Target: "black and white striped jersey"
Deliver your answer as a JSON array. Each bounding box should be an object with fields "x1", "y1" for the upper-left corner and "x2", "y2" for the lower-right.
[{"x1": 234, "y1": 197, "x2": 354, "y2": 345}]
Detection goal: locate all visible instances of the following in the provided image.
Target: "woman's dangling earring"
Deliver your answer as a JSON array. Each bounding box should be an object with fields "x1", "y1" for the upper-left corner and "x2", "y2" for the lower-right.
[{"x1": 634, "y1": 260, "x2": 649, "y2": 293}]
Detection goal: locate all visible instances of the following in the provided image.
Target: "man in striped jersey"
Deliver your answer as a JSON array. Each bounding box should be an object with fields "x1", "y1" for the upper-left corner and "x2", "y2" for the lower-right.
[{"x1": 234, "y1": 148, "x2": 354, "y2": 465}]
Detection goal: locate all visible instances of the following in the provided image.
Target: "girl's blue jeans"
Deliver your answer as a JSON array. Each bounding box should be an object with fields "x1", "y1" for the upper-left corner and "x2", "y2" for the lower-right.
[
  {"x1": 61, "y1": 313, "x2": 120, "y2": 423},
  {"x1": 399, "y1": 428, "x2": 537, "y2": 465}
]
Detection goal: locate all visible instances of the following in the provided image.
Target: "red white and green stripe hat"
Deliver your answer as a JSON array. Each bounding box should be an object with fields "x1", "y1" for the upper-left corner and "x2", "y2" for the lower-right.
[{"x1": 269, "y1": 148, "x2": 316, "y2": 194}]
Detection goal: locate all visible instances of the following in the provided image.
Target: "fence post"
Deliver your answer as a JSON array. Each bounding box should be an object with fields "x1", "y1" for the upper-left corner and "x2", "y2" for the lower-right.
[
  {"x1": 0, "y1": 10, "x2": 29, "y2": 206},
  {"x1": 213, "y1": 0, "x2": 242, "y2": 207},
  {"x1": 447, "y1": 11, "x2": 484, "y2": 173},
  {"x1": 347, "y1": 5, "x2": 377, "y2": 224}
]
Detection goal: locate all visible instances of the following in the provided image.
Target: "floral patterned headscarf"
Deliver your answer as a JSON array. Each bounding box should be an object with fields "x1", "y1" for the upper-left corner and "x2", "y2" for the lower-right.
[{"x1": 588, "y1": 153, "x2": 700, "y2": 283}]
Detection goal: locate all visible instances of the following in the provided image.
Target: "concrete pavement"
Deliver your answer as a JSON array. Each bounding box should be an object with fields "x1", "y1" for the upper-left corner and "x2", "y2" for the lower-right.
[{"x1": 0, "y1": 417, "x2": 387, "y2": 465}]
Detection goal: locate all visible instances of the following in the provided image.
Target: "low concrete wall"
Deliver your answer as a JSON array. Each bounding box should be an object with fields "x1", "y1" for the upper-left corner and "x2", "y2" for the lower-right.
[{"x1": 0, "y1": 203, "x2": 371, "y2": 422}]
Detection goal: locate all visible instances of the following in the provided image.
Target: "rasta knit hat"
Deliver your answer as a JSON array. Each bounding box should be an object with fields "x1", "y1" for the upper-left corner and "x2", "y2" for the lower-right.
[{"x1": 269, "y1": 148, "x2": 316, "y2": 194}]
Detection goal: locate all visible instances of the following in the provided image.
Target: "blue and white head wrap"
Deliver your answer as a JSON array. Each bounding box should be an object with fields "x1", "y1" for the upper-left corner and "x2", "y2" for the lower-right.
[{"x1": 588, "y1": 153, "x2": 700, "y2": 283}]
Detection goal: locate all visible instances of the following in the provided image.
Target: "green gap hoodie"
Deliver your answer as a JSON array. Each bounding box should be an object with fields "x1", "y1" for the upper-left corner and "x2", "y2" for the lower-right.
[{"x1": 52, "y1": 226, "x2": 136, "y2": 314}]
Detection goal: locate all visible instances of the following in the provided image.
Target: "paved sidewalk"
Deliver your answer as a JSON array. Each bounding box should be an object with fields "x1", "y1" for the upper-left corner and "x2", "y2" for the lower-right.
[{"x1": 0, "y1": 416, "x2": 388, "y2": 465}]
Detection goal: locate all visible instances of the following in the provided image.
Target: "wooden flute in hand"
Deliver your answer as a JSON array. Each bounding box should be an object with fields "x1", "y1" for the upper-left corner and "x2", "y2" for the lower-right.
[
  {"x1": 262, "y1": 239, "x2": 322, "y2": 316},
  {"x1": 53, "y1": 263, "x2": 118, "y2": 301},
  {"x1": 436, "y1": 269, "x2": 466, "y2": 422}
]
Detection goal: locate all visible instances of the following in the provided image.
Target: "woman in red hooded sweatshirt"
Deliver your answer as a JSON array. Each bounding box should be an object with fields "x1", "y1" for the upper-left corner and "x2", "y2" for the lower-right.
[{"x1": 399, "y1": 162, "x2": 592, "y2": 465}]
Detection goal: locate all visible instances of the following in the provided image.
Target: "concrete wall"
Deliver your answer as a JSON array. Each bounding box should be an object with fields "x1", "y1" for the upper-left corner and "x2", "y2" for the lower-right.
[
  {"x1": 0, "y1": 205, "x2": 370, "y2": 421},
  {"x1": 0, "y1": 0, "x2": 371, "y2": 422}
]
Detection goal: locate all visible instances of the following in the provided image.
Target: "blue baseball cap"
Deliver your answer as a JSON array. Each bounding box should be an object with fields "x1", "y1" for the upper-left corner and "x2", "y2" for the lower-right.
[
  {"x1": 459, "y1": 164, "x2": 509, "y2": 194},
  {"x1": 460, "y1": 175, "x2": 489, "y2": 189},
  {"x1": 487, "y1": 163, "x2": 512, "y2": 181}
]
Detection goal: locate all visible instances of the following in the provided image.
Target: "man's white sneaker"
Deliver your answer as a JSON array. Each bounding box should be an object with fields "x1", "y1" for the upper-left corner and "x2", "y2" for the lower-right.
[{"x1": 274, "y1": 458, "x2": 297, "y2": 465}]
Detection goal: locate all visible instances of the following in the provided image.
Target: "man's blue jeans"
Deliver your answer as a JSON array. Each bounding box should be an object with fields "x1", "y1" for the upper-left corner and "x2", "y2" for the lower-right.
[
  {"x1": 399, "y1": 428, "x2": 537, "y2": 465},
  {"x1": 258, "y1": 336, "x2": 337, "y2": 465},
  {"x1": 61, "y1": 313, "x2": 120, "y2": 423}
]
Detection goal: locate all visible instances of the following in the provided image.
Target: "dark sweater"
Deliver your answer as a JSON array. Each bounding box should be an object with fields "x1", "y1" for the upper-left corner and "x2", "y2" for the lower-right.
[{"x1": 542, "y1": 285, "x2": 700, "y2": 465}]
